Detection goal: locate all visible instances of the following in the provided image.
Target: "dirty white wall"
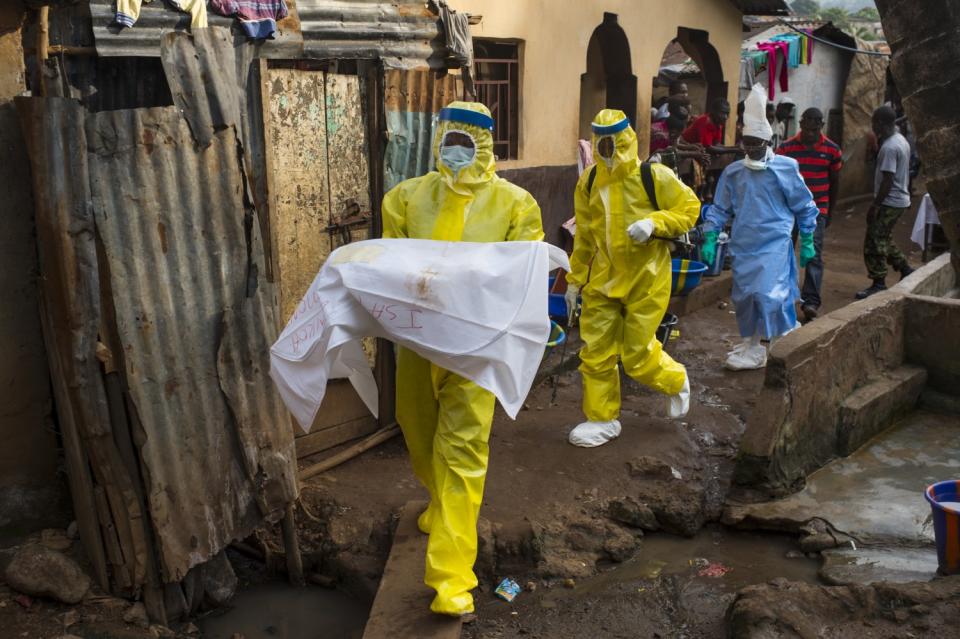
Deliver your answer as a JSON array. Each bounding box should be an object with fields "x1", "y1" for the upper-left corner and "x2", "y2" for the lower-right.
[
  {"x1": 742, "y1": 25, "x2": 853, "y2": 142},
  {"x1": 455, "y1": 0, "x2": 745, "y2": 169}
]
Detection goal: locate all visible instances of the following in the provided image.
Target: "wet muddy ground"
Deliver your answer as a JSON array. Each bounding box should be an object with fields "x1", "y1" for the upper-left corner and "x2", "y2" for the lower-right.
[
  {"x1": 0, "y1": 197, "x2": 941, "y2": 638},
  {"x1": 289, "y1": 196, "x2": 935, "y2": 636},
  {"x1": 464, "y1": 527, "x2": 819, "y2": 639}
]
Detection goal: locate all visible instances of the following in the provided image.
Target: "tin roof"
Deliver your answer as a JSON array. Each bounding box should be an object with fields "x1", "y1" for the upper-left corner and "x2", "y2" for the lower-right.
[
  {"x1": 88, "y1": 0, "x2": 442, "y2": 65},
  {"x1": 730, "y1": 0, "x2": 791, "y2": 15}
]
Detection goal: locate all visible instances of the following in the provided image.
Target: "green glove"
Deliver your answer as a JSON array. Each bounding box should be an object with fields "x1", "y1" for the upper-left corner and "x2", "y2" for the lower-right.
[
  {"x1": 799, "y1": 232, "x2": 816, "y2": 268},
  {"x1": 700, "y1": 230, "x2": 719, "y2": 266}
]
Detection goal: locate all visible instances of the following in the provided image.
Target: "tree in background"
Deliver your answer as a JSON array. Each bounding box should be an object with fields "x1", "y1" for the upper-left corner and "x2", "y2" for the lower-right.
[
  {"x1": 854, "y1": 7, "x2": 880, "y2": 20},
  {"x1": 820, "y1": 7, "x2": 852, "y2": 30},
  {"x1": 875, "y1": 0, "x2": 960, "y2": 273},
  {"x1": 791, "y1": 0, "x2": 821, "y2": 16}
]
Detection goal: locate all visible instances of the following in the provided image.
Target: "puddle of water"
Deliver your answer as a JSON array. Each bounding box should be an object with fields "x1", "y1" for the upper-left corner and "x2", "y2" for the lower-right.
[
  {"x1": 198, "y1": 583, "x2": 369, "y2": 639},
  {"x1": 542, "y1": 526, "x2": 819, "y2": 603}
]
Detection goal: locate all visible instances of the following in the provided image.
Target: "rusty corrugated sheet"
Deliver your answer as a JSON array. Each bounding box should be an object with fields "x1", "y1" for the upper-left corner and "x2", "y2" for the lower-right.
[
  {"x1": 160, "y1": 27, "x2": 243, "y2": 148},
  {"x1": 89, "y1": 0, "x2": 304, "y2": 58},
  {"x1": 85, "y1": 105, "x2": 296, "y2": 581},
  {"x1": 298, "y1": 0, "x2": 441, "y2": 65},
  {"x1": 87, "y1": 0, "x2": 439, "y2": 64},
  {"x1": 17, "y1": 97, "x2": 151, "y2": 595},
  {"x1": 383, "y1": 67, "x2": 460, "y2": 190}
]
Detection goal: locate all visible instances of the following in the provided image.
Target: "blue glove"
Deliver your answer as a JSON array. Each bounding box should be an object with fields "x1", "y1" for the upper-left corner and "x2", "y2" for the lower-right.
[
  {"x1": 799, "y1": 232, "x2": 816, "y2": 268},
  {"x1": 700, "y1": 231, "x2": 718, "y2": 267}
]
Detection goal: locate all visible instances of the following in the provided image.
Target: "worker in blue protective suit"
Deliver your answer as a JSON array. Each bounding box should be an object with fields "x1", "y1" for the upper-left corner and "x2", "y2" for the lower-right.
[
  {"x1": 381, "y1": 101, "x2": 543, "y2": 617},
  {"x1": 701, "y1": 85, "x2": 819, "y2": 370}
]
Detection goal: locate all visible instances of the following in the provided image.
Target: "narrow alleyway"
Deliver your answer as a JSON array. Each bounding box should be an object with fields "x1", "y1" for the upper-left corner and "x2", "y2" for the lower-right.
[{"x1": 284, "y1": 195, "x2": 938, "y2": 638}]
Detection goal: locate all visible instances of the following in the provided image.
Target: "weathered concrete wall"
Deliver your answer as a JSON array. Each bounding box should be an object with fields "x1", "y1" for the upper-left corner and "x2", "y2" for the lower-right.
[
  {"x1": 735, "y1": 292, "x2": 909, "y2": 495},
  {"x1": 0, "y1": 1, "x2": 65, "y2": 537},
  {"x1": 892, "y1": 252, "x2": 955, "y2": 297},
  {"x1": 456, "y1": 0, "x2": 744, "y2": 168},
  {"x1": 734, "y1": 253, "x2": 960, "y2": 496},
  {"x1": 905, "y1": 296, "x2": 960, "y2": 394},
  {"x1": 498, "y1": 164, "x2": 578, "y2": 248}
]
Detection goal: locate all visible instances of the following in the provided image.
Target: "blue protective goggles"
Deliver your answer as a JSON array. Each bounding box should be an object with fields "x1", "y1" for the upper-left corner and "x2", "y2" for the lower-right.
[
  {"x1": 591, "y1": 118, "x2": 631, "y2": 136},
  {"x1": 439, "y1": 107, "x2": 495, "y2": 131}
]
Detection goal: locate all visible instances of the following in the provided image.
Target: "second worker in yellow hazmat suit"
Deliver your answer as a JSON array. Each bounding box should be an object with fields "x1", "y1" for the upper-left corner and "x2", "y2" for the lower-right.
[
  {"x1": 381, "y1": 102, "x2": 544, "y2": 616},
  {"x1": 564, "y1": 109, "x2": 700, "y2": 448}
]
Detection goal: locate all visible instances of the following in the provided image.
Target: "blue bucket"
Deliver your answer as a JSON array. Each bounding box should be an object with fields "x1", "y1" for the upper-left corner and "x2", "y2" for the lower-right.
[
  {"x1": 671, "y1": 259, "x2": 709, "y2": 296},
  {"x1": 925, "y1": 480, "x2": 960, "y2": 575},
  {"x1": 548, "y1": 274, "x2": 578, "y2": 321}
]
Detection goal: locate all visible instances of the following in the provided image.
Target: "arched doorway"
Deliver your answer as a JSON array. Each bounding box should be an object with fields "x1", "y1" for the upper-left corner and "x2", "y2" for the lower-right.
[
  {"x1": 579, "y1": 13, "x2": 637, "y2": 138},
  {"x1": 651, "y1": 27, "x2": 727, "y2": 123}
]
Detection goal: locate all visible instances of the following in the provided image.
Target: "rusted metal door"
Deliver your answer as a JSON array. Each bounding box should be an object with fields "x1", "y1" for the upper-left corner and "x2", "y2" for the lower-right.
[{"x1": 263, "y1": 65, "x2": 378, "y2": 458}]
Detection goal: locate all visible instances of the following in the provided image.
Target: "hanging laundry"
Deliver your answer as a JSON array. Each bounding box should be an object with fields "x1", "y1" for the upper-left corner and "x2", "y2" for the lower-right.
[
  {"x1": 803, "y1": 29, "x2": 815, "y2": 64},
  {"x1": 746, "y1": 49, "x2": 768, "y2": 74},
  {"x1": 770, "y1": 34, "x2": 802, "y2": 68},
  {"x1": 209, "y1": 0, "x2": 289, "y2": 39},
  {"x1": 756, "y1": 41, "x2": 789, "y2": 101},
  {"x1": 739, "y1": 57, "x2": 756, "y2": 90},
  {"x1": 115, "y1": 0, "x2": 207, "y2": 29}
]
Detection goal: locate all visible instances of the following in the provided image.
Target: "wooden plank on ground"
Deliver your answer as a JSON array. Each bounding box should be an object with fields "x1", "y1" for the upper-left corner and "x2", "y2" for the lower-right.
[
  {"x1": 362, "y1": 501, "x2": 462, "y2": 639},
  {"x1": 295, "y1": 414, "x2": 379, "y2": 459}
]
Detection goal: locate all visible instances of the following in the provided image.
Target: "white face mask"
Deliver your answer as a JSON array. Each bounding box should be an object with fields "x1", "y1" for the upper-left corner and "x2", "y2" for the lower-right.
[
  {"x1": 744, "y1": 145, "x2": 774, "y2": 171},
  {"x1": 439, "y1": 144, "x2": 476, "y2": 173}
]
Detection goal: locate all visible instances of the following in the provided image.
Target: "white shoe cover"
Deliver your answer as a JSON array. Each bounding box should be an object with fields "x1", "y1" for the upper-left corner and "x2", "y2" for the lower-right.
[
  {"x1": 668, "y1": 376, "x2": 690, "y2": 419},
  {"x1": 568, "y1": 419, "x2": 622, "y2": 447},
  {"x1": 725, "y1": 335, "x2": 767, "y2": 370}
]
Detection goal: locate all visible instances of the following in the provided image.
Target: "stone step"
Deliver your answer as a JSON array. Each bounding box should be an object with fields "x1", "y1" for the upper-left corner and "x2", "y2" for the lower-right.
[
  {"x1": 362, "y1": 501, "x2": 462, "y2": 639},
  {"x1": 837, "y1": 365, "x2": 927, "y2": 456}
]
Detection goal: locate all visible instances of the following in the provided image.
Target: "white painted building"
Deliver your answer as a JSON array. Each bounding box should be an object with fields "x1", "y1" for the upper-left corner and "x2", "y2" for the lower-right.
[{"x1": 740, "y1": 20, "x2": 855, "y2": 144}]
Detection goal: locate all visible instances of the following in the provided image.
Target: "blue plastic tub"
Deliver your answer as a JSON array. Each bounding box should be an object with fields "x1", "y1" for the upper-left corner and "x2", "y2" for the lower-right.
[
  {"x1": 548, "y1": 274, "x2": 577, "y2": 321},
  {"x1": 925, "y1": 480, "x2": 960, "y2": 575},
  {"x1": 671, "y1": 259, "x2": 709, "y2": 296}
]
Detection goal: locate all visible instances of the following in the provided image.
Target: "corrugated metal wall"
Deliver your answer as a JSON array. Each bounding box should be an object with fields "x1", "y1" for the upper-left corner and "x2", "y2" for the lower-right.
[
  {"x1": 87, "y1": 105, "x2": 296, "y2": 581},
  {"x1": 88, "y1": 0, "x2": 304, "y2": 58},
  {"x1": 85, "y1": 0, "x2": 443, "y2": 65},
  {"x1": 17, "y1": 28, "x2": 298, "y2": 610},
  {"x1": 383, "y1": 67, "x2": 461, "y2": 191},
  {"x1": 299, "y1": 0, "x2": 441, "y2": 65}
]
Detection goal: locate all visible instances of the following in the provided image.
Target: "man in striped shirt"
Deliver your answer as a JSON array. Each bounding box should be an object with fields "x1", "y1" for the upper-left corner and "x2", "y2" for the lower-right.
[{"x1": 776, "y1": 108, "x2": 842, "y2": 321}]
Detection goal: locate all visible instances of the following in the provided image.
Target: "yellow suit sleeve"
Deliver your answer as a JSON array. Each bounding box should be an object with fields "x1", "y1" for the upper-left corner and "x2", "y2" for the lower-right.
[
  {"x1": 506, "y1": 189, "x2": 545, "y2": 242},
  {"x1": 646, "y1": 163, "x2": 701, "y2": 239},
  {"x1": 567, "y1": 176, "x2": 597, "y2": 288},
  {"x1": 381, "y1": 183, "x2": 408, "y2": 239}
]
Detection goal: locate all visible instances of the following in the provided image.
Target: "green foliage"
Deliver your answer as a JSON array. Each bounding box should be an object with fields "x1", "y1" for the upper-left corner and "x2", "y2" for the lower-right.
[
  {"x1": 854, "y1": 7, "x2": 880, "y2": 20},
  {"x1": 790, "y1": 0, "x2": 821, "y2": 16},
  {"x1": 820, "y1": 7, "x2": 851, "y2": 30}
]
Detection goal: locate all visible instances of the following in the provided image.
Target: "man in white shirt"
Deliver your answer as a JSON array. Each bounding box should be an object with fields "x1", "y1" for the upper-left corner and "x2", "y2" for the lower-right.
[{"x1": 856, "y1": 105, "x2": 915, "y2": 299}]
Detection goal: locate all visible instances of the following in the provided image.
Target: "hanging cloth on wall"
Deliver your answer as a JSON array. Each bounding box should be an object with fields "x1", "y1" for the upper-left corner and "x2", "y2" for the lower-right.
[
  {"x1": 115, "y1": 0, "x2": 208, "y2": 29},
  {"x1": 770, "y1": 34, "x2": 802, "y2": 68},
  {"x1": 209, "y1": 0, "x2": 289, "y2": 39},
  {"x1": 756, "y1": 41, "x2": 789, "y2": 101}
]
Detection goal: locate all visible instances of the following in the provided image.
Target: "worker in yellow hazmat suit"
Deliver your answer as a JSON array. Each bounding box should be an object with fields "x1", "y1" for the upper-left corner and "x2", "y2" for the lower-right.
[
  {"x1": 564, "y1": 109, "x2": 700, "y2": 448},
  {"x1": 381, "y1": 101, "x2": 543, "y2": 616}
]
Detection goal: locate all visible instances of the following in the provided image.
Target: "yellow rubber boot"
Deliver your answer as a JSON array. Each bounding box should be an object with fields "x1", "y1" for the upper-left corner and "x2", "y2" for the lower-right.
[{"x1": 425, "y1": 370, "x2": 495, "y2": 616}]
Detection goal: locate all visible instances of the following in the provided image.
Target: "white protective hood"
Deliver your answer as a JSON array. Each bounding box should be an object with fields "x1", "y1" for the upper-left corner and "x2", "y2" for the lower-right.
[
  {"x1": 270, "y1": 238, "x2": 570, "y2": 431},
  {"x1": 742, "y1": 83, "x2": 773, "y2": 141}
]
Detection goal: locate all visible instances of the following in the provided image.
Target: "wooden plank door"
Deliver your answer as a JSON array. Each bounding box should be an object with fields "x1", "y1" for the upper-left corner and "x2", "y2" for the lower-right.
[{"x1": 264, "y1": 66, "x2": 378, "y2": 459}]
